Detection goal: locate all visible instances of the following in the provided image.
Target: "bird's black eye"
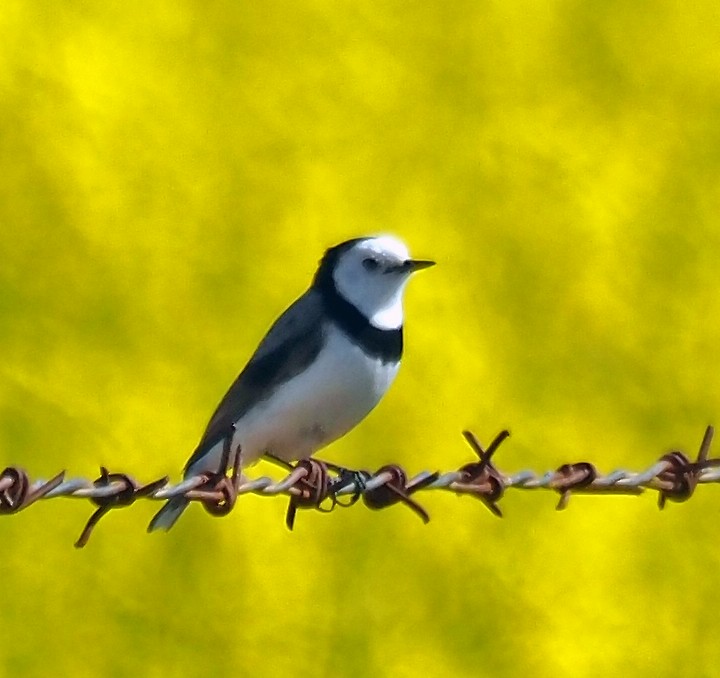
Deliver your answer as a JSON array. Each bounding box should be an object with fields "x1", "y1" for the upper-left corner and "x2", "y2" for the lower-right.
[{"x1": 362, "y1": 257, "x2": 380, "y2": 272}]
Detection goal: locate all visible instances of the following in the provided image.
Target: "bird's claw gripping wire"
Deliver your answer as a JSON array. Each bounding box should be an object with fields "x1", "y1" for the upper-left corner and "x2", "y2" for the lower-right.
[
  {"x1": 327, "y1": 463, "x2": 371, "y2": 507},
  {"x1": 283, "y1": 459, "x2": 439, "y2": 528}
]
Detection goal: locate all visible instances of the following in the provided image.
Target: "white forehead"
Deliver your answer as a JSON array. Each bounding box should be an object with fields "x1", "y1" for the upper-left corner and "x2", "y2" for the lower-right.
[{"x1": 357, "y1": 235, "x2": 410, "y2": 261}]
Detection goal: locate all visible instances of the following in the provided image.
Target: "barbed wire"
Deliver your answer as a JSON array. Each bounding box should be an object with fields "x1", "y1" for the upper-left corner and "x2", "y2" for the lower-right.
[{"x1": 1, "y1": 426, "x2": 718, "y2": 548}]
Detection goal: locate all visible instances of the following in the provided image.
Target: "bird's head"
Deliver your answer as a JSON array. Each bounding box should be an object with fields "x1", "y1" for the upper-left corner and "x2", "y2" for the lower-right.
[{"x1": 314, "y1": 236, "x2": 434, "y2": 329}]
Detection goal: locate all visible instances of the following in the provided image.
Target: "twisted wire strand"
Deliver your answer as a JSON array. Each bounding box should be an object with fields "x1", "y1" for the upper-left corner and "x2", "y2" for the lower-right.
[{"x1": 1, "y1": 425, "x2": 716, "y2": 547}]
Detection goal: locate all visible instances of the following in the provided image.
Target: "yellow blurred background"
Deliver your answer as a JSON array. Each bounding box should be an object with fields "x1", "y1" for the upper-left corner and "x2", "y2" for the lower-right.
[{"x1": 2, "y1": 1, "x2": 720, "y2": 676}]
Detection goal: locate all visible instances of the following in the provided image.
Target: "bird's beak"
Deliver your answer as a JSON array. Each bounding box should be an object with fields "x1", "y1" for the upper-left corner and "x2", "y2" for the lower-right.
[
  {"x1": 385, "y1": 258, "x2": 435, "y2": 274},
  {"x1": 404, "y1": 258, "x2": 435, "y2": 273}
]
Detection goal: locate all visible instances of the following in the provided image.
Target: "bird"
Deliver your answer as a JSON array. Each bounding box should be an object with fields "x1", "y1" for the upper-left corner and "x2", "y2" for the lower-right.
[{"x1": 148, "y1": 235, "x2": 434, "y2": 531}]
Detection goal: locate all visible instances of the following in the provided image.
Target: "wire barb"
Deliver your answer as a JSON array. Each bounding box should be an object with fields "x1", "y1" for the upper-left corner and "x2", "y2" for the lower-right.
[
  {"x1": 75, "y1": 468, "x2": 169, "y2": 548},
  {"x1": 285, "y1": 459, "x2": 332, "y2": 530},
  {"x1": 1, "y1": 425, "x2": 718, "y2": 547},
  {"x1": 452, "y1": 430, "x2": 509, "y2": 516},
  {"x1": 362, "y1": 465, "x2": 440, "y2": 522},
  {"x1": 0, "y1": 467, "x2": 65, "y2": 514},
  {"x1": 656, "y1": 425, "x2": 716, "y2": 509}
]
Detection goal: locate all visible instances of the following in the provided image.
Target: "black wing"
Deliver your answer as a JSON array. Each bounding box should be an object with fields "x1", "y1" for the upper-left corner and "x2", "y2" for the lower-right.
[{"x1": 184, "y1": 289, "x2": 326, "y2": 471}]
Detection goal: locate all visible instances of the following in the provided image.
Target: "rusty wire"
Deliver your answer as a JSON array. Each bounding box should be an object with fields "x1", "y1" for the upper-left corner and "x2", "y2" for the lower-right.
[{"x1": 1, "y1": 425, "x2": 718, "y2": 548}]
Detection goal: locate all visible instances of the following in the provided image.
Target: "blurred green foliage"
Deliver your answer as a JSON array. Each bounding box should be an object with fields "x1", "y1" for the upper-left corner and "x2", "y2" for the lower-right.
[{"x1": 2, "y1": 1, "x2": 720, "y2": 676}]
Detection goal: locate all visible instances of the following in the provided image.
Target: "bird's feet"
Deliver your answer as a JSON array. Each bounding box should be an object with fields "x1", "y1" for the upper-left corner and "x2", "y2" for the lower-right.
[
  {"x1": 262, "y1": 454, "x2": 371, "y2": 528},
  {"x1": 325, "y1": 462, "x2": 372, "y2": 506}
]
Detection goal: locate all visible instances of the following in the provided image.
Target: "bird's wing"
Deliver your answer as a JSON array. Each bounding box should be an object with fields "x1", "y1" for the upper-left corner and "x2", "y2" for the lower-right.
[{"x1": 184, "y1": 289, "x2": 326, "y2": 471}]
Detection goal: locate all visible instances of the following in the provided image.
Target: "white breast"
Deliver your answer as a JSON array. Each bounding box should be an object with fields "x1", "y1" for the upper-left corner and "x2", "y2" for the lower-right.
[{"x1": 187, "y1": 325, "x2": 399, "y2": 475}]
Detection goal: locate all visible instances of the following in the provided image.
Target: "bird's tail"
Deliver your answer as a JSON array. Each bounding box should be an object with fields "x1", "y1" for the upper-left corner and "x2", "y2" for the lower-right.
[{"x1": 147, "y1": 496, "x2": 190, "y2": 532}]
